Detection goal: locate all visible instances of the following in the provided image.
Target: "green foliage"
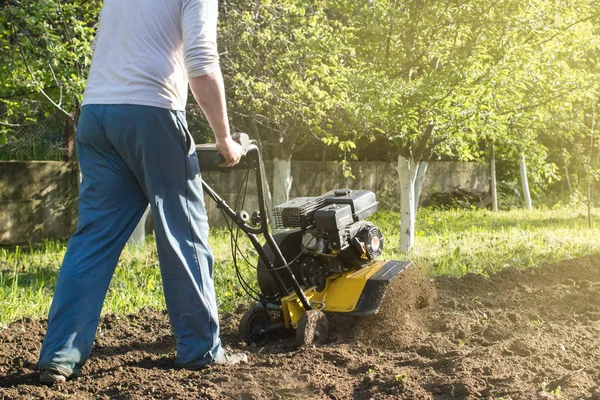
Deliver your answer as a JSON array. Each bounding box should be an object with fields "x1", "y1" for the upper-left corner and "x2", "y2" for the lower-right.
[
  {"x1": 0, "y1": 229, "x2": 258, "y2": 326},
  {"x1": 320, "y1": 0, "x2": 599, "y2": 201},
  {"x1": 0, "y1": 0, "x2": 599, "y2": 197},
  {"x1": 219, "y1": 0, "x2": 352, "y2": 160},
  {"x1": 494, "y1": 1, "x2": 600, "y2": 196},
  {"x1": 0, "y1": 0, "x2": 100, "y2": 141},
  {"x1": 329, "y1": 0, "x2": 507, "y2": 160}
]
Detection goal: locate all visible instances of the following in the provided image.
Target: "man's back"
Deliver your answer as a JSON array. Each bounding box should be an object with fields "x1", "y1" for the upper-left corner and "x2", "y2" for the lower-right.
[{"x1": 83, "y1": 0, "x2": 219, "y2": 111}]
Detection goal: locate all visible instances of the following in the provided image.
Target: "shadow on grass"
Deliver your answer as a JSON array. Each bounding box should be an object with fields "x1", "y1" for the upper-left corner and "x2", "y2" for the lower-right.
[
  {"x1": 0, "y1": 239, "x2": 67, "y2": 253},
  {"x1": 0, "y1": 266, "x2": 59, "y2": 291}
]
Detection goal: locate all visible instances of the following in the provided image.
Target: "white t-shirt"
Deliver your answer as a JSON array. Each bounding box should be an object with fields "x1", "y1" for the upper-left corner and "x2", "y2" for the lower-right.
[{"x1": 82, "y1": 0, "x2": 219, "y2": 111}]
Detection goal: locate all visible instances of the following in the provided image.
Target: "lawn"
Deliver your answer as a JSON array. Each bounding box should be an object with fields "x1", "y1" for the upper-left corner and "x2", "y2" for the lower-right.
[{"x1": 1, "y1": 206, "x2": 599, "y2": 326}]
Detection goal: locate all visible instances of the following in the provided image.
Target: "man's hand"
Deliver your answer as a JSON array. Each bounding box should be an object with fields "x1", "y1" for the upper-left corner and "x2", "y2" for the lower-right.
[{"x1": 216, "y1": 136, "x2": 244, "y2": 167}]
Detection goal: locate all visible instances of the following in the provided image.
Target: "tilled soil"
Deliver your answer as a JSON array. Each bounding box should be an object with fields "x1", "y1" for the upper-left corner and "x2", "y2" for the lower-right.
[{"x1": 2, "y1": 255, "x2": 600, "y2": 399}]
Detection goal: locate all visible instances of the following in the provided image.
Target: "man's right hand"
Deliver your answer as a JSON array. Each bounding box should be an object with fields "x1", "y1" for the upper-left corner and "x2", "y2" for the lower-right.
[{"x1": 216, "y1": 136, "x2": 244, "y2": 167}]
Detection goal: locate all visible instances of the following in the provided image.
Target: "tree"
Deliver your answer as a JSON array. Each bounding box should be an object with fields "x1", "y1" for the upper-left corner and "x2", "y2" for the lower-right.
[
  {"x1": 0, "y1": 2, "x2": 162, "y2": 245},
  {"x1": 487, "y1": 0, "x2": 600, "y2": 209},
  {"x1": 334, "y1": 0, "x2": 521, "y2": 252},
  {"x1": 219, "y1": 0, "x2": 352, "y2": 206},
  {"x1": 332, "y1": 0, "x2": 600, "y2": 251},
  {"x1": 536, "y1": 12, "x2": 600, "y2": 221},
  {"x1": 0, "y1": 1, "x2": 100, "y2": 150}
]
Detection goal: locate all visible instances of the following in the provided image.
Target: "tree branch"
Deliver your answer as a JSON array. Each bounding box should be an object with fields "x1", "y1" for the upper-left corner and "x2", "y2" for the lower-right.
[
  {"x1": 0, "y1": 121, "x2": 23, "y2": 127},
  {"x1": 14, "y1": 28, "x2": 72, "y2": 119},
  {"x1": 534, "y1": 12, "x2": 600, "y2": 48},
  {"x1": 498, "y1": 82, "x2": 596, "y2": 117},
  {"x1": 413, "y1": 124, "x2": 435, "y2": 161}
]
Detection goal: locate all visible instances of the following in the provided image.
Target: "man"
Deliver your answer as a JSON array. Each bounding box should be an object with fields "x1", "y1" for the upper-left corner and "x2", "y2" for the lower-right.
[{"x1": 38, "y1": 0, "x2": 247, "y2": 385}]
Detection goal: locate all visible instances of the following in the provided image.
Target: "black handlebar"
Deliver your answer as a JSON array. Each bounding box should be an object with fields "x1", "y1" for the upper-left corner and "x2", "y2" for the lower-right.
[
  {"x1": 197, "y1": 135, "x2": 313, "y2": 311},
  {"x1": 213, "y1": 153, "x2": 225, "y2": 165},
  {"x1": 196, "y1": 132, "x2": 252, "y2": 172}
]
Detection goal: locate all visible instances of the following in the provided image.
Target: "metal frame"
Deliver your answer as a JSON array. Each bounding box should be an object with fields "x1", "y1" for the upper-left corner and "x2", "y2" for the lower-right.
[{"x1": 198, "y1": 143, "x2": 312, "y2": 312}]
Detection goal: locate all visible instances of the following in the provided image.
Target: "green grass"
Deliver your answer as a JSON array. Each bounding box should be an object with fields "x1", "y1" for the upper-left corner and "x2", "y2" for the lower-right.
[
  {"x1": 1, "y1": 206, "x2": 600, "y2": 326},
  {"x1": 371, "y1": 206, "x2": 600, "y2": 276},
  {"x1": 0, "y1": 229, "x2": 259, "y2": 327}
]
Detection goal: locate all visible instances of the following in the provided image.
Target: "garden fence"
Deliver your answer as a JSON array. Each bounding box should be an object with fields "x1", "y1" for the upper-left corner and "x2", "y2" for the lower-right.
[{"x1": 0, "y1": 111, "x2": 70, "y2": 161}]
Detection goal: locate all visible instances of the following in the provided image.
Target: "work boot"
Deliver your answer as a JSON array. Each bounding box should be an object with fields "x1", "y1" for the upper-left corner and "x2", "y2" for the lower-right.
[
  {"x1": 39, "y1": 368, "x2": 67, "y2": 385},
  {"x1": 213, "y1": 350, "x2": 248, "y2": 366}
]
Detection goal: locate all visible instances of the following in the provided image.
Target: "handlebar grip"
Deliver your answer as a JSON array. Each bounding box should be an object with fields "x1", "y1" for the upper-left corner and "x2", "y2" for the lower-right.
[
  {"x1": 213, "y1": 133, "x2": 250, "y2": 166},
  {"x1": 213, "y1": 153, "x2": 225, "y2": 165}
]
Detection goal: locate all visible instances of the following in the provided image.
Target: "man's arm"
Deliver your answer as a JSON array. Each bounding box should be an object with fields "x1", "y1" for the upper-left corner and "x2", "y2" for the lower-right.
[
  {"x1": 182, "y1": 0, "x2": 241, "y2": 166},
  {"x1": 189, "y1": 70, "x2": 242, "y2": 167}
]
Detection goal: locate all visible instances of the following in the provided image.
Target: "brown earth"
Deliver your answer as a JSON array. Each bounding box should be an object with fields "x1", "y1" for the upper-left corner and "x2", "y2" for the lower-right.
[{"x1": 2, "y1": 255, "x2": 600, "y2": 399}]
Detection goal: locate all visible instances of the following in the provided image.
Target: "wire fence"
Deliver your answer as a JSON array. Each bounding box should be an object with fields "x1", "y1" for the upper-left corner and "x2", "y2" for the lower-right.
[{"x1": 0, "y1": 112, "x2": 71, "y2": 161}]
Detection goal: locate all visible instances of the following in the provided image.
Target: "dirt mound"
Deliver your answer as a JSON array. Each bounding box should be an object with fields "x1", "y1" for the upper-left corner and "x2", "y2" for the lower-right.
[
  {"x1": 3, "y1": 255, "x2": 600, "y2": 399},
  {"x1": 330, "y1": 264, "x2": 436, "y2": 349}
]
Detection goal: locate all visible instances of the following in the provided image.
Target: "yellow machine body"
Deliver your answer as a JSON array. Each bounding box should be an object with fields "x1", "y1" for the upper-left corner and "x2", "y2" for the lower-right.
[{"x1": 280, "y1": 260, "x2": 410, "y2": 328}]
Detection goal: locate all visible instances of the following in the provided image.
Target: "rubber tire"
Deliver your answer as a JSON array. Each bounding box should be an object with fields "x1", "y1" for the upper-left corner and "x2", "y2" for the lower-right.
[
  {"x1": 296, "y1": 310, "x2": 329, "y2": 347},
  {"x1": 239, "y1": 306, "x2": 272, "y2": 345}
]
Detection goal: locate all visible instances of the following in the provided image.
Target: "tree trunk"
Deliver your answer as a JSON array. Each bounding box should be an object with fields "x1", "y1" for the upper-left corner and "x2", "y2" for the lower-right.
[
  {"x1": 587, "y1": 104, "x2": 596, "y2": 228},
  {"x1": 259, "y1": 154, "x2": 274, "y2": 223},
  {"x1": 414, "y1": 161, "x2": 428, "y2": 215},
  {"x1": 490, "y1": 142, "x2": 498, "y2": 212},
  {"x1": 272, "y1": 157, "x2": 293, "y2": 207},
  {"x1": 564, "y1": 165, "x2": 573, "y2": 194},
  {"x1": 519, "y1": 154, "x2": 532, "y2": 210},
  {"x1": 128, "y1": 206, "x2": 150, "y2": 246},
  {"x1": 587, "y1": 185, "x2": 593, "y2": 228},
  {"x1": 63, "y1": 113, "x2": 76, "y2": 163},
  {"x1": 397, "y1": 155, "x2": 419, "y2": 253}
]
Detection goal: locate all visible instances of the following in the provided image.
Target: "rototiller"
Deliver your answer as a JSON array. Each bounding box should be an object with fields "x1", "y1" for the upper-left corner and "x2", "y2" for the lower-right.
[{"x1": 196, "y1": 133, "x2": 410, "y2": 346}]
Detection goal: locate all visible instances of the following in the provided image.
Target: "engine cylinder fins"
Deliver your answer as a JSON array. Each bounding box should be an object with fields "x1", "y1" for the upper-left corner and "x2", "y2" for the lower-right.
[{"x1": 273, "y1": 197, "x2": 326, "y2": 229}]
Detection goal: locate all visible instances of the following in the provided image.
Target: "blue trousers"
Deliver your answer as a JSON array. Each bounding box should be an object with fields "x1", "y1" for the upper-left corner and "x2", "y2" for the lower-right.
[{"x1": 38, "y1": 104, "x2": 222, "y2": 375}]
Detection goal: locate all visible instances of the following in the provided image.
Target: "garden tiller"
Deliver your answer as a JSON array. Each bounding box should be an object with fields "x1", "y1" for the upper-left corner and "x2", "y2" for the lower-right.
[{"x1": 196, "y1": 133, "x2": 411, "y2": 346}]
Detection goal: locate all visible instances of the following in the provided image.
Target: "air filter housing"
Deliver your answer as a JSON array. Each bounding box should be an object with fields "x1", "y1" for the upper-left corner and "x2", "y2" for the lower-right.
[{"x1": 273, "y1": 197, "x2": 326, "y2": 229}]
